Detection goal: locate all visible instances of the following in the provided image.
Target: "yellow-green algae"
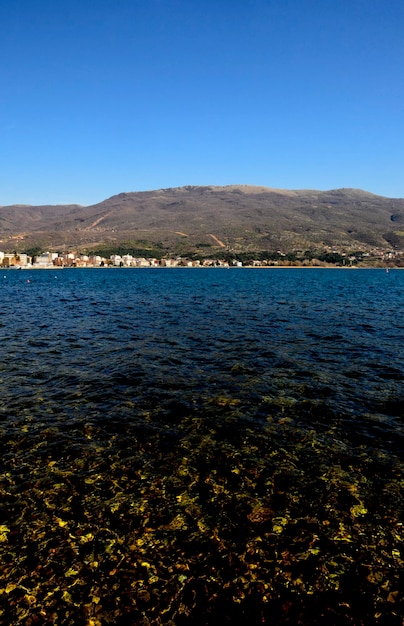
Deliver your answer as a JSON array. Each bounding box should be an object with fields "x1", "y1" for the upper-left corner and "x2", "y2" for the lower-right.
[{"x1": 0, "y1": 398, "x2": 403, "y2": 625}]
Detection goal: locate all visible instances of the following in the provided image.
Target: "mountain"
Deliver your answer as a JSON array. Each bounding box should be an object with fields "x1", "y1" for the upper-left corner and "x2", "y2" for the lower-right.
[{"x1": 1, "y1": 185, "x2": 403, "y2": 256}]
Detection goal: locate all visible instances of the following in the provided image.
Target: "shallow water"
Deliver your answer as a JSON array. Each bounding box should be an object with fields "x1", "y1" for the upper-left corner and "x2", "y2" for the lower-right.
[{"x1": 0, "y1": 268, "x2": 403, "y2": 624}]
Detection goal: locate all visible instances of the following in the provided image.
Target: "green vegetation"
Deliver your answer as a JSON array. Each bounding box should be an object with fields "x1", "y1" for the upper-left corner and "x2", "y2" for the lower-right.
[
  {"x1": 22, "y1": 245, "x2": 43, "y2": 257},
  {"x1": 88, "y1": 241, "x2": 168, "y2": 260}
]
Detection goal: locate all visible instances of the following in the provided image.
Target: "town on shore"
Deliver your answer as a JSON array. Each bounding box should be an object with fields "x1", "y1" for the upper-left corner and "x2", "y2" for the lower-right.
[{"x1": 0, "y1": 247, "x2": 403, "y2": 269}]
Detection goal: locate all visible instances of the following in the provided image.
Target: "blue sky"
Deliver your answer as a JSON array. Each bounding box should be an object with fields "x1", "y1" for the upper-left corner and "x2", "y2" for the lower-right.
[{"x1": 1, "y1": 0, "x2": 403, "y2": 205}]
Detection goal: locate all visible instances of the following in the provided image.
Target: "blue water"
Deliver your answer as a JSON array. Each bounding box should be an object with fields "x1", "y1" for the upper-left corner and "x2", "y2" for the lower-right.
[
  {"x1": 2, "y1": 268, "x2": 402, "y2": 422},
  {"x1": 1, "y1": 268, "x2": 403, "y2": 624}
]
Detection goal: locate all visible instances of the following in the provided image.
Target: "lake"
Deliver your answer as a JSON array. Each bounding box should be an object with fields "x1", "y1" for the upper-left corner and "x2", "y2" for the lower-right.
[{"x1": 1, "y1": 268, "x2": 403, "y2": 624}]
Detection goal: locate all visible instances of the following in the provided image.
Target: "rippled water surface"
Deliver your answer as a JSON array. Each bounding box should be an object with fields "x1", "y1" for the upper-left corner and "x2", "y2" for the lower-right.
[{"x1": 1, "y1": 268, "x2": 403, "y2": 624}]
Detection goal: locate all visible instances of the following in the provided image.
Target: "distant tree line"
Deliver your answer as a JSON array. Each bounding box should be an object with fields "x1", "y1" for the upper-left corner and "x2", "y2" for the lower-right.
[{"x1": 15, "y1": 244, "x2": 375, "y2": 266}]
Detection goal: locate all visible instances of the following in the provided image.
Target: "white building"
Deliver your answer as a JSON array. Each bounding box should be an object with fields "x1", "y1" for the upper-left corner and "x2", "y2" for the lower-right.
[{"x1": 33, "y1": 252, "x2": 56, "y2": 267}]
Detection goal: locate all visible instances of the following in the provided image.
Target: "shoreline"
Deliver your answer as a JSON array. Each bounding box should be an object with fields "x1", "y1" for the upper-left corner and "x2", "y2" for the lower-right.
[{"x1": 6, "y1": 264, "x2": 402, "y2": 270}]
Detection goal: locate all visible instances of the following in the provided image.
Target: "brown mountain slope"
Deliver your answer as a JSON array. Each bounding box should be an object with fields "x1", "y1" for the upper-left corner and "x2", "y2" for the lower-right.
[{"x1": 0, "y1": 185, "x2": 403, "y2": 254}]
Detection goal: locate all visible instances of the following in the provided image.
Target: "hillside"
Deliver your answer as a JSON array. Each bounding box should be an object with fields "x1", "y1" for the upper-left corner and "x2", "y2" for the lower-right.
[{"x1": 1, "y1": 185, "x2": 403, "y2": 256}]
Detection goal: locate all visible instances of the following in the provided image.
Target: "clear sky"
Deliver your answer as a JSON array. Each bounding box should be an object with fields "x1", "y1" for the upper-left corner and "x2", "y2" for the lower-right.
[{"x1": 1, "y1": 0, "x2": 403, "y2": 205}]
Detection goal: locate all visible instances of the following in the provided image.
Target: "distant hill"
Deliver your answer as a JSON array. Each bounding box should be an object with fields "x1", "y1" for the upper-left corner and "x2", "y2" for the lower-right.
[{"x1": 1, "y1": 185, "x2": 403, "y2": 256}]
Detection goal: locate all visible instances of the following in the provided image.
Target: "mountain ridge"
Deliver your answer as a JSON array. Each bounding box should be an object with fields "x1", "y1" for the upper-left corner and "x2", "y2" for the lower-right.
[{"x1": 1, "y1": 185, "x2": 403, "y2": 255}]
